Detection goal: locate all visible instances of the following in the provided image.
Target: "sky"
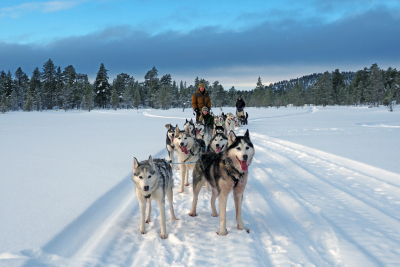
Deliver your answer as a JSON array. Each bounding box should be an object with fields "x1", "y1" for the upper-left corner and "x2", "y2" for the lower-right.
[{"x1": 0, "y1": 0, "x2": 399, "y2": 90}]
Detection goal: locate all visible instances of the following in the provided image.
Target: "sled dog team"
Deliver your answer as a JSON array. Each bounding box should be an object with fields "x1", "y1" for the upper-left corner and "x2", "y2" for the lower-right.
[{"x1": 132, "y1": 112, "x2": 254, "y2": 239}]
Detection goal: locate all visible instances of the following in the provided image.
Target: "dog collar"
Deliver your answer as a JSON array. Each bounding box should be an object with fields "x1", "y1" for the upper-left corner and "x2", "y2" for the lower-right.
[{"x1": 144, "y1": 194, "x2": 151, "y2": 199}]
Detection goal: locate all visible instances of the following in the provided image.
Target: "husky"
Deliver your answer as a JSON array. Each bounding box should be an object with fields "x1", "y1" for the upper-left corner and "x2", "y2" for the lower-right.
[
  {"x1": 213, "y1": 125, "x2": 226, "y2": 136},
  {"x1": 208, "y1": 132, "x2": 228, "y2": 154},
  {"x1": 165, "y1": 124, "x2": 178, "y2": 167},
  {"x1": 184, "y1": 119, "x2": 195, "y2": 136},
  {"x1": 225, "y1": 113, "x2": 236, "y2": 133},
  {"x1": 174, "y1": 126, "x2": 206, "y2": 193},
  {"x1": 132, "y1": 156, "x2": 177, "y2": 239},
  {"x1": 238, "y1": 112, "x2": 248, "y2": 125},
  {"x1": 195, "y1": 120, "x2": 213, "y2": 148},
  {"x1": 189, "y1": 130, "x2": 255, "y2": 236}
]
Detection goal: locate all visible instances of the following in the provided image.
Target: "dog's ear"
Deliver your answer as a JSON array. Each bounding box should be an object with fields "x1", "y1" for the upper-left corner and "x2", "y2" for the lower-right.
[
  {"x1": 244, "y1": 129, "x2": 250, "y2": 140},
  {"x1": 148, "y1": 155, "x2": 154, "y2": 166},
  {"x1": 228, "y1": 130, "x2": 237, "y2": 146},
  {"x1": 165, "y1": 124, "x2": 172, "y2": 130},
  {"x1": 185, "y1": 126, "x2": 191, "y2": 135},
  {"x1": 213, "y1": 128, "x2": 216, "y2": 136},
  {"x1": 190, "y1": 118, "x2": 193, "y2": 123},
  {"x1": 186, "y1": 119, "x2": 188, "y2": 122},
  {"x1": 175, "y1": 126, "x2": 180, "y2": 136},
  {"x1": 176, "y1": 124, "x2": 178, "y2": 128},
  {"x1": 133, "y1": 157, "x2": 139, "y2": 170}
]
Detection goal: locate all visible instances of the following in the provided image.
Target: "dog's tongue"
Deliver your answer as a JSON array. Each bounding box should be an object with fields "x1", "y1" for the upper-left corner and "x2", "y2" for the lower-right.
[
  {"x1": 239, "y1": 160, "x2": 248, "y2": 171},
  {"x1": 171, "y1": 136, "x2": 174, "y2": 143},
  {"x1": 196, "y1": 130, "x2": 200, "y2": 135},
  {"x1": 181, "y1": 146, "x2": 188, "y2": 154},
  {"x1": 216, "y1": 147, "x2": 222, "y2": 153}
]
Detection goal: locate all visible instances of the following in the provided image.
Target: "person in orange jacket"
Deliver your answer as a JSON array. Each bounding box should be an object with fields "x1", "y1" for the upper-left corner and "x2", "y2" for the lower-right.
[{"x1": 192, "y1": 83, "x2": 211, "y2": 122}]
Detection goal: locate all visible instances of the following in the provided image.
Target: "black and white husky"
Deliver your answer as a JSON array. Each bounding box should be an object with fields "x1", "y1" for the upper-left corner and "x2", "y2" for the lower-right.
[
  {"x1": 173, "y1": 126, "x2": 206, "y2": 193},
  {"x1": 132, "y1": 156, "x2": 177, "y2": 239},
  {"x1": 165, "y1": 124, "x2": 177, "y2": 167},
  {"x1": 189, "y1": 130, "x2": 255, "y2": 236},
  {"x1": 213, "y1": 125, "x2": 226, "y2": 136},
  {"x1": 195, "y1": 120, "x2": 213, "y2": 148},
  {"x1": 207, "y1": 132, "x2": 228, "y2": 154},
  {"x1": 184, "y1": 119, "x2": 195, "y2": 136}
]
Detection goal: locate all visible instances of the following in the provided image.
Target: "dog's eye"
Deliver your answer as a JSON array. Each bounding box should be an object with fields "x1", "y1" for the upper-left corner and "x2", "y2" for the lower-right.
[
  {"x1": 236, "y1": 147, "x2": 241, "y2": 151},
  {"x1": 139, "y1": 176, "x2": 143, "y2": 179},
  {"x1": 148, "y1": 175, "x2": 151, "y2": 178},
  {"x1": 246, "y1": 146, "x2": 249, "y2": 150}
]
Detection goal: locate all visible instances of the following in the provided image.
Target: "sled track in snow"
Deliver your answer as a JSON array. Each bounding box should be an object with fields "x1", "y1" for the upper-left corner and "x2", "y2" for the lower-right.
[{"x1": 19, "y1": 113, "x2": 400, "y2": 266}]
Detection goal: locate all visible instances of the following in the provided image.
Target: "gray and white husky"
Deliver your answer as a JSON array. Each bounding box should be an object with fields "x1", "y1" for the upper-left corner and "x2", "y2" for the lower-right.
[
  {"x1": 189, "y1": 130, "x2": 255, "y2": 236},
  {"x1": 225, "y1": 113, "x2": 236, "y2": 133},
  {"x1": 165, "y1": 124, "x2": 177, "y2": 167},
  {"x1": 132, "y1": 156, "x2": 177, "y2": 239},
  {"x1": 184, "y1": 119, "x2": 195, "y2": 136},
  {"x1": 207, "y1": 132, "x2": 228, "y2": 154},
  {"x1": 195, "y1": 121, "x2": 213, "y2": 148},
  {"x1": 173, "y1": 126, "x2": 206, "y2": 193}
]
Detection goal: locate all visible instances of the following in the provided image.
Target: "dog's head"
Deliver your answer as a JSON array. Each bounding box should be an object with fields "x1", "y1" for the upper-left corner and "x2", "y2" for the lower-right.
[
  {"x1": 184, "y1": 119, "x2": 195, "y2": 136},
  {"x1": 226, "y1": 129, "x2": 255, "y2": 172},
  {"x1": 213, "y1": 125, "x2": 225, "y2": 135},
  {"x1": 165, "y1": 123, "x2": 177, "y2": 143},
  {"x1": 209, "y1": 133, "x2": 228, "y2": 153},
  {"x1": 132, "y1": 155, "x2": 158, "y2": 193},
  {"x1": 195, "y1": 121, "x2": 205, "y2": 136},
  {"x1": 174, "y1": 126, "x2": 194, "y2": 154}
]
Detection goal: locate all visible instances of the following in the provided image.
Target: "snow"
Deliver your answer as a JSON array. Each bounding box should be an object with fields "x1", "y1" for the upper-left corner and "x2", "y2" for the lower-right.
[{"x1": 1, "y1": 106, "x2": 400, "y2": 266}]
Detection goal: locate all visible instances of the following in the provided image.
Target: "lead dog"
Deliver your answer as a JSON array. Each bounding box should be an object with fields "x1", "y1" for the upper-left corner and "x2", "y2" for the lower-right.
[
  {"x1": 189, "y1": 130, "x2": 255, "y2": 235},
  {"x1": 174, "y1": 126, "x2": 206, "y2": 193},
  {"x1": 132, "y1": 156, "x2": 177, "y2": 239}
]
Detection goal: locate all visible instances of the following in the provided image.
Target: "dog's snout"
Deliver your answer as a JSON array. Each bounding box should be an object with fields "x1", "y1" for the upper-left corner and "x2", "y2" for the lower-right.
[
  {"x1": 242, "y1": 155, "x2": 248, "y2": 160},
  {"x1": 216, "y1": 144, "x2": 220, "y2": 147},
  {"x1": 180, "y1": 142, "x2": 184, "y2": 146},
  {"x1": 144, "y1": 185, "x2": 149, "y2": 191}
]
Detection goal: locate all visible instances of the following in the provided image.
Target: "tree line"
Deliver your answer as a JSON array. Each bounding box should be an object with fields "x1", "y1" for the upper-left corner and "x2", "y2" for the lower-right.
[{"x1": 1, "y1": 60, "x2": 399, "y2": 113}]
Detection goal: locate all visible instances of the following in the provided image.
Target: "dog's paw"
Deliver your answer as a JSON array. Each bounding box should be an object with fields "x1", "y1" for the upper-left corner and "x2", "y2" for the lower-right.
[
  {"x1": 211, "y1": 213, "x2": 218, "y2": 217},
  {"x1": 237, "y1": 225, "x2": 250, "y2": 233},
  {"x1": 139, "y1": 229, "x2": 146, "y2": 235},
  {"x1": 185, "y1": 183, "x2": 190, "y2": 186},
  {"x1": 179, "y1": 188, "x2": 184, "y2": 193},
  {"x1": 189, "y1": 212, "x2": 197, "y2": 217},
  {"x1": 160, "y1": 233, "x2": 168, "y2": 239},
  {"x1": 216, "y1": 229, "x2": 228, "y2": 236},
  {"x1": 145, "y1": 219, "x2": 150, "y2": 224}
]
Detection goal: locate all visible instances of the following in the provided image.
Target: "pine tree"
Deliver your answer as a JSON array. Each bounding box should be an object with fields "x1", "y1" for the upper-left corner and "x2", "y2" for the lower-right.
[
  {"x1": 94, "y1": 63, "x2": 111, "y2": 108},
  {"x1": 83, "y1": 84, "x2": 94, "y2": 112},
  {"x1": 35, "y1": 91, "x2": 42, "y2": 111},
  {"x1": 367, "y1": 63, "x2": 384, "y2": 107},
  {"x1": 332, "y1": 69, "x2": 345, "y2": 105},
  {"x1": 30, "y1": 67, "x2": 41, "y2": 97},
  {"x1": 111, "y1": 87, "x2": 119, "y2": 110},
  {"x1": 41, "y1": 58, "x2": 57, "y2": 109},
  {"x1": 1, "y1": 93, "x2": 10, "y2": 113},
  {"x1": 133, "y1": 86, "x2": 140, "y2": 109},
  {"x1": 24, "y1": 89, "x2": 33, "y2": 111}
]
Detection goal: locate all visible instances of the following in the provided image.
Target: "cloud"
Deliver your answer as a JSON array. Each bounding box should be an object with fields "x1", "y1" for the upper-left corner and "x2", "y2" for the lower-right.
[
  {"x1": 0, "y1": 6, "x2": 399, "y2": 90},
  {"x1": 0, "y1": 1, "x2": 78, "y2": 18}
]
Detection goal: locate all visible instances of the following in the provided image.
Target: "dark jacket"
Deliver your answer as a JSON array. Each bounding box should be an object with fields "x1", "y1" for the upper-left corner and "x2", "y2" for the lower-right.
[
  {"x1": 192, "y1": 88, "x2": 211, "y2": 111},
  {"x1": 199, "y1": 113, "x2": 214, "y2": 129},
  {"x1": 236, "y1": 98, "x2": 246, "y2": 109}
]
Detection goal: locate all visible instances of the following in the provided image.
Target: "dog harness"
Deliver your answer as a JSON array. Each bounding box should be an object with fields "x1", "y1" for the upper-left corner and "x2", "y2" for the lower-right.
[{"x1": 222, "y1": 159, "x2": 245, "y2": 188}]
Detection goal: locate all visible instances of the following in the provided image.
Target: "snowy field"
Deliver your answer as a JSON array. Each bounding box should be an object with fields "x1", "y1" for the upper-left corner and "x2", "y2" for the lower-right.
[{"x1": 1, "y1": 106, "x2": 400, "y2": 267}]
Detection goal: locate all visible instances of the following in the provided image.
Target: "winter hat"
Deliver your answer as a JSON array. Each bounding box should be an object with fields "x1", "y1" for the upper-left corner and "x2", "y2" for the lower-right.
[
  {"x1": 202, "y1": 106, "x2": 208, "y2": 112},
  {"x1": 199, "y1": 83, "x2": 205, "y2": 88}
]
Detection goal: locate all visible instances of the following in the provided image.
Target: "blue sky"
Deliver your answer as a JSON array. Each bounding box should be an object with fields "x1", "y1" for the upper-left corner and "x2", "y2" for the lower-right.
[{"x1": 1, "y1": 0, "x2": 399, "y2": 90}]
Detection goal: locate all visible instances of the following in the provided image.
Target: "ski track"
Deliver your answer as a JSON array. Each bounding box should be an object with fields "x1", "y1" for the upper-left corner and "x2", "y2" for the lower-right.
[{"x1": 14, "y1": 108, "x2": 400, "y2": 267}]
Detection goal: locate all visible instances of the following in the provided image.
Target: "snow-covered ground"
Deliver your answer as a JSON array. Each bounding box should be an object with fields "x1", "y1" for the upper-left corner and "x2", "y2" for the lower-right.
[{"x1": 1, "y1": 106, "x2": 400, "y2": 266}]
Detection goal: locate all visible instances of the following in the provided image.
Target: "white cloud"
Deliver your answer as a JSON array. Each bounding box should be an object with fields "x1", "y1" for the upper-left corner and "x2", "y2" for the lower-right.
[{"x1": 0, "y1": 1, "x2": 78, "y2": 18}]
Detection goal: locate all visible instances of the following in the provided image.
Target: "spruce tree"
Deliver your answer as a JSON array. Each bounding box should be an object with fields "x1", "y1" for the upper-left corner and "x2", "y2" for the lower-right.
[
  {"x1": 1, "y1": 93, "x2": 9, "y2": 113},
  {"x1": 41, "y1": 58, "x2": 57, "y2": 109},
  {"x1": 24, "y1": 89, "x2": 33, "y2": 111},
  {"x1": 84, "y1": 84, "x2": 94, "y2": 112},
  {"x1": 111, "y1": 88, "x2": 119, "y2": 110},
  {"x1": 94, "y1": 63, "x2": 111, "y2": 108}
]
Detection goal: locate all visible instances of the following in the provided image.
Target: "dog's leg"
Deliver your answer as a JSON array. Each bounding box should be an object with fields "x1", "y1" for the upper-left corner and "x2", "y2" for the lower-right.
[
  {"x1": 145, "y1": 198, "x2": 151, "y2": 223},
  {"x1": 185, "y1": 166, "x2": 190, "y2": 186},
  {"x1": 210, "y1": 187, "x2": 219, "y2": 217},
  {"x1": 189, "y1": 174, "x2": 206, "y2": 217},
  {"x1": 233, "y1": 190, "x2": 249, "y2": 233},
  {"x1": 166, "y1": 185, "x2": 177, "y2": 221},
  {"x1": 179, "y1": 164, "x2": 186, "y2": 193},
  {"x1": 155, "y1": 197, "x2": 168, "y2": 239},
  {"x1": 139, "y1": 197, "x2": 146, "y2": 234},
  {"x1": 217, "y1": 193, "x2": 229, "y2": 235}
]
